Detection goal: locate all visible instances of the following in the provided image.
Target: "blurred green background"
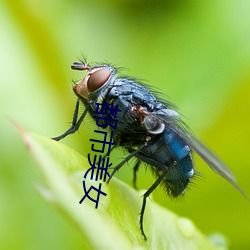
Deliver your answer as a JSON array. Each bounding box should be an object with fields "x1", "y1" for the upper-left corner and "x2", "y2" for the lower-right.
[{"x1": 1, "y1": 0, "x2": 250, "y2": 249}]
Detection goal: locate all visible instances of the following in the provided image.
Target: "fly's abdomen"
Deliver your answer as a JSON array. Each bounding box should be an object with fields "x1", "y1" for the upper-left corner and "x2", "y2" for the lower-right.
[
  {"x1": 162, "y1": 129, "x2": 194, "y2": 196},
  {"x1": 137, "y1": 128, "x2": 194, "y2": 197},
  {"x1": 164, "y1": 153, "x2": 193, "y2": 197}
]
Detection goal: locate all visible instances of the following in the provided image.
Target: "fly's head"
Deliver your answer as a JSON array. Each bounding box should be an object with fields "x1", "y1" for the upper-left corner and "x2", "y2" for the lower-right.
[{"x1": 72, "y1": 61, "x2": 116, "y2": 102}]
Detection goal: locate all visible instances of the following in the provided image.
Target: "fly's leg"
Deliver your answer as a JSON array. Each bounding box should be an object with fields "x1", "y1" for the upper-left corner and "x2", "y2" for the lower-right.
[
  {"x1": 107, "y1": 143, "x2": 146, "y2": 184},
  {"x1": 52, "y1": 100, "x2": 88, "y2": 141},
  {"x1": 133, "y1": 160, "x2": 141, "y2": 189},
  {"x1": 126, "y1": 148, "x2": 141, "y2": 189},
  {"x1": 140, "y1": 172, "x2": 167, "y2": 240}
]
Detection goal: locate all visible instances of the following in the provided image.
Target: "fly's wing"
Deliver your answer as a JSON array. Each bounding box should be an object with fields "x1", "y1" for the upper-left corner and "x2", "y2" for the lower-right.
[
  {"x1": 150, "y1": 110, "x2": 247, "y2": 198},
  {"x1": 182, "y1": 131, "x2": 248, "y2": 197}
]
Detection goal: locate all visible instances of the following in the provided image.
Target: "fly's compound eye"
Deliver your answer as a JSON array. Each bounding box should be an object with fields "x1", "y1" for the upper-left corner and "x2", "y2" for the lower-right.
[{"x1": 87, "y1": 68, "x2": 111, "y2": 92}]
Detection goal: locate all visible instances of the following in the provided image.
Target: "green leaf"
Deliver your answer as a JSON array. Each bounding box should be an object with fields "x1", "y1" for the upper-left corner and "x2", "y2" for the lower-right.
[{"x1": 18, "y1": 126, "x2": 227, "y2": 250}]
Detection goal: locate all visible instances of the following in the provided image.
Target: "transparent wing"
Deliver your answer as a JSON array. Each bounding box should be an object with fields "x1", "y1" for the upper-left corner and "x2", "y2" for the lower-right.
[
  {"x1": 169, "y1": 121, "x2": 247, "y2": 198},
  {"x1": 148, "y1": 110, "x2": 247, "y2": 198}
]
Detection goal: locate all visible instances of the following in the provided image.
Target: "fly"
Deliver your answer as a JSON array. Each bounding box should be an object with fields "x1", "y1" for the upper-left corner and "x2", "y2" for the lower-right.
[{"x1": 52, "y1": 60, "x2": 247, "y2": 240}]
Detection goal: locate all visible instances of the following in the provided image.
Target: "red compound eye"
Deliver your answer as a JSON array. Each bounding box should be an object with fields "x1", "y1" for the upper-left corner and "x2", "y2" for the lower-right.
[{"x1": 87, "y1": 68, "x2": 111, "y2": 92}]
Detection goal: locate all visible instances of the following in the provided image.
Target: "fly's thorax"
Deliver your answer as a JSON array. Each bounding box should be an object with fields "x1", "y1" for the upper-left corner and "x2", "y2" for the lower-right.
[
  {"x1": 141, "y1": 115, "x2": 165, "y2": 134},
  {"x1": 140, "y1": 108, "x2": 181, "y2": 135},
  {"x1": 73, "y1": 63, "x2": 117, "y2": 103}
]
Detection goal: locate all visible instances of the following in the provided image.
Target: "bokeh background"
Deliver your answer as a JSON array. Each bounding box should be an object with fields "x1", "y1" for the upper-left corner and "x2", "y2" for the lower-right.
[{"x1": 1, "y1": 0, "x2": 250, "y2": 249}]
